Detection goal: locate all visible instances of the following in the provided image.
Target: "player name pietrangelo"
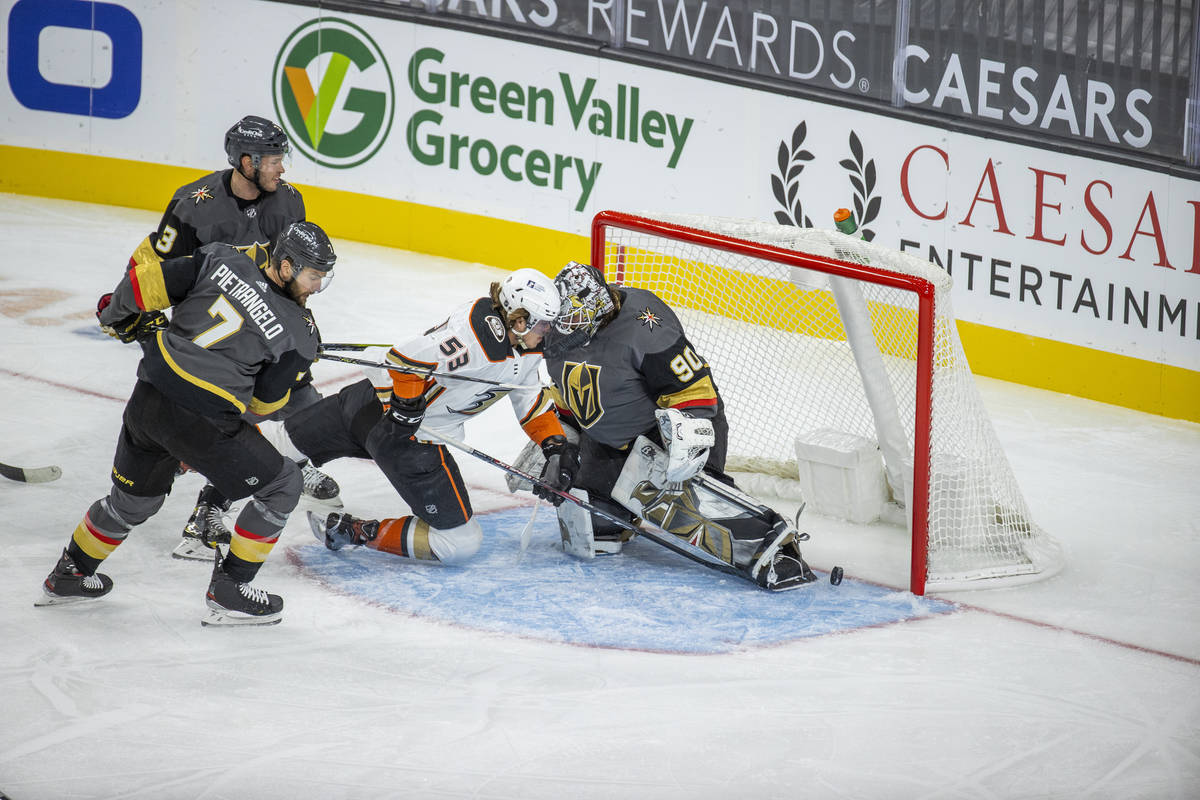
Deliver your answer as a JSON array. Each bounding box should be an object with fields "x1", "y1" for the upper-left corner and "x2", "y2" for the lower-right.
[{"x1": 210, "y1": 263, "x2": 284, "y2": 340}]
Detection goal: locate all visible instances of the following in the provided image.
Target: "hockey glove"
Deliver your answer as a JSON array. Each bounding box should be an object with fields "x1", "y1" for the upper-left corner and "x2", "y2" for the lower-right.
[
  {"x1": 384, "y1": 392, "x2": 427, "y2": 438},
  {"x1": 534, "y1": 435, "x2": 580, "y2": 506},
  {"x1": 97, "y1": 293, "x2": 168, "y2": 343},
  {"x1": 655, "y1": 407, "x2": 715, "y2": 484}
]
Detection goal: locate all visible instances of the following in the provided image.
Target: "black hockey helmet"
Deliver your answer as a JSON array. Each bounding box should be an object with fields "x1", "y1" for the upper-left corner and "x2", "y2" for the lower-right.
[
  {"x1": 225, "y1": 115, "x2": 290, "y2": 168},
  {"x1": 273, "y1": 221, "x2": 336, "y2": 275}
]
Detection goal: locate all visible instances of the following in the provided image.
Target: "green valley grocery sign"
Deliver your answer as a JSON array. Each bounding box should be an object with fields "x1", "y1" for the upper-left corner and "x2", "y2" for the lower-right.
[{"x1": 273, "y1": 18, "x2": 394, "y2": 168}]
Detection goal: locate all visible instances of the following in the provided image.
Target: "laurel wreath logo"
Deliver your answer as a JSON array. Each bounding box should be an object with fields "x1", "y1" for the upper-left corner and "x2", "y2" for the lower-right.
[
  {"x1": 771, "y1": 122, "x2": 815, "y2": 228},
  {"x1": 839, "y1": 131, "x2": 881, "y2": 241},
  {"x1": 771, "y1": 125, "x2": 882, "y2": 240}
]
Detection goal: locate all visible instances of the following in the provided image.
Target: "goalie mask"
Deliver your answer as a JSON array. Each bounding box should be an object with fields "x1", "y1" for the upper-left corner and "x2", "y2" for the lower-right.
[
  {"x1": 273, "y1": 221, "x2": 337, "y2": 293},
  {"x1": 493, "y1": 268, "x2": 561, "y2": 350},
  {"x1": 544, "y1": 262, "x2": 617, "y2": 357}
]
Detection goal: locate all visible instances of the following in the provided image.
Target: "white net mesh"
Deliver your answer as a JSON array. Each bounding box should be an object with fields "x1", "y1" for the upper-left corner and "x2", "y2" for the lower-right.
[{"x1": 596, "y1": 211, "x2": 1063, "y2": 592}]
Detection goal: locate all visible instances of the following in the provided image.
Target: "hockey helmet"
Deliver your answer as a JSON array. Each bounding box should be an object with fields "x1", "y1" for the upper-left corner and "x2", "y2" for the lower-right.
[
  {"x1": 498, "y1": 268, "x2": 561, "y2": 326},
  {"x1": 225, "y1": 115, "x2": 290, "y2": 168},
  {"x1": 273, "y1": 222, "x2": 336, "y2": 291},
  {"x1": 543, "y1": 262, "x2": 617, "y2": 357}
]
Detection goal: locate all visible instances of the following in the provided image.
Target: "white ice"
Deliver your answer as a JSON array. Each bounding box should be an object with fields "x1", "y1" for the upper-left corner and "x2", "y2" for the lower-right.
[{"x1": 1, "y1": 193, "x2": 1197, "y2": 799}]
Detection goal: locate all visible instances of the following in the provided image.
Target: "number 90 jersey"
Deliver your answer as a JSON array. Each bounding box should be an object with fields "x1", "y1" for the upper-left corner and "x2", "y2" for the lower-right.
[
  {"x1": 363, "y1": 297, "x2": 556, "y2": 443},
  {"x1": 543, "y1": 286, "x2": 721, "y2": 449}
]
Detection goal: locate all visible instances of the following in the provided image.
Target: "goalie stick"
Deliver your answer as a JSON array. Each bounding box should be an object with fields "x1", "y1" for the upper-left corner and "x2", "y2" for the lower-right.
[
  {"x1": 420, "y1": 429, "x2": 756, "y2": 584},
  {"x1": 0, "y1": 460, "x2": 62, "y2": 483},
  {"x1": 314, "y1": 351, "x2": 542, "y2": 391}
]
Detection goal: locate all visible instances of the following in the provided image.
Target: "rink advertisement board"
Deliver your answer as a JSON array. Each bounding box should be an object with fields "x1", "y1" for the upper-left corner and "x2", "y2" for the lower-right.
[{"x1": 0, "y1": 0, "x2": 1197, "y2": 414}]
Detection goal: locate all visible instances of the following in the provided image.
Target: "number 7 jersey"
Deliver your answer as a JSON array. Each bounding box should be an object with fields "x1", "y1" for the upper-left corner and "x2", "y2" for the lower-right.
[{"x1": 100, "y1": 242, "x2": 319, "y2": 420}]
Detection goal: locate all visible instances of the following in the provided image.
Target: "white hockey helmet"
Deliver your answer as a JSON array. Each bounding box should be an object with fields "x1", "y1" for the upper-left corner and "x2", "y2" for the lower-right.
[{"x1": 497, "y1": 268, "x2": 561, "y2": 326}]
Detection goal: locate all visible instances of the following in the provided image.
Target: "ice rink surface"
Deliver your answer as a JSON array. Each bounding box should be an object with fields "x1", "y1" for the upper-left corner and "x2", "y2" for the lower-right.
[{"x1": 1, "y1": 193, "x2": 1198, "y2": 798}]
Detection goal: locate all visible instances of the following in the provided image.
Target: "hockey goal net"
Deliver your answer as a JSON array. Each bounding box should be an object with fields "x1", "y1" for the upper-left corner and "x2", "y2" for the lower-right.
[{"x1": 590, "y1": 210, "x2": 1063, "y2": 595}]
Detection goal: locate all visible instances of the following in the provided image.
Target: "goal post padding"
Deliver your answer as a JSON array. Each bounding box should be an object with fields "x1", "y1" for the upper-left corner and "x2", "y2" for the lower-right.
[{"x1": 589, "y1": 210, "x2": 1063, "y2": 595}]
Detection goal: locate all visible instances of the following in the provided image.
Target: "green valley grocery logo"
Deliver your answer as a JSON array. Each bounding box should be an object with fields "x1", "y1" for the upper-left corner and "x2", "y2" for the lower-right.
[{"x1": 272, "y1": 18, "x2": 394, "y2": 169}]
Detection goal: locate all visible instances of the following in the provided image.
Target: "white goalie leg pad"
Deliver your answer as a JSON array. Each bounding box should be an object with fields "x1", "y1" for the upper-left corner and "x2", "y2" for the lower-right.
[
  {"x1": 614, "y1": 436, "x2": 747, "y2": 520},
  {"x1": 611, "y1": 437, "x2": 743, "y2": 565},
  {"x1": 427, "y1": 518, "x2": 483, "y2": 565},
  {"x1": 555, "y1": 489, "x2": 623, "y2": 558},
  {"x1": 256, "y1": 420, "x2": 307, "y2": 463},
  {"x1": 557, "y1": 489, "x2": 596, "y2": 559}
]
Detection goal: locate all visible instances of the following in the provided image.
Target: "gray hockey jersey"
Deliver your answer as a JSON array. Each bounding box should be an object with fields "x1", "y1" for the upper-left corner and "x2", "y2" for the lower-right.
[
  {"x1": 101, "y1": 242, "x2": 318, "y2": 419},
  {"x1": 544, "y1": 287, "x2": 720, "y2": 449},
  {"x1": 129, "y1": 169, "x2": 305, "y2": 270}
]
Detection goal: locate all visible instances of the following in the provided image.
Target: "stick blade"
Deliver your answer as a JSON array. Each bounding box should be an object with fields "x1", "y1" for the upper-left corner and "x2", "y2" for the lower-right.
[{"x1": 0, "y1": 462, "x2": 62, "y2": 483}]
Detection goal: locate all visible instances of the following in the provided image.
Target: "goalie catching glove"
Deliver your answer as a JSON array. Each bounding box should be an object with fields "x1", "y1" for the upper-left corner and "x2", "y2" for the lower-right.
[
  {"x1": 533, "y1": 435, "x2": 579, "y2": 506},
  {"x1": 384, "y1": 392, "x2": 427, "y2": 438},
  {"x1": 97, "y1": 293, "x2": 167, "y2": 343},
  {"x1": 655, "y1": 407, "x2": 715, "y2": 484}
]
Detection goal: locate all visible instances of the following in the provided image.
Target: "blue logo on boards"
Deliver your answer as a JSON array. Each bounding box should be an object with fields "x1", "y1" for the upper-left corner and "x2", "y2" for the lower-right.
[
  {"x1": 292, "y1": 506, "x2": 957, "y2": 653},
  {"x1": 7, "y1": 0, "x2": 142, "y2": 118}
]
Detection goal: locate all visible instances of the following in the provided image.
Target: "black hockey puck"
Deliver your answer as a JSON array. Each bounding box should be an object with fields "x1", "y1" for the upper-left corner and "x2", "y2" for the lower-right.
[{"x1": 830, "y1": 566, "x2": 844, "y2": 585}]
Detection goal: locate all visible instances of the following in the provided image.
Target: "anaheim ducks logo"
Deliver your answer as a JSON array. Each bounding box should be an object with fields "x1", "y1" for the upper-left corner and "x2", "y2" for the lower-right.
[{"x1": 560, "y1": 361, "x2": 604, "y2": 428}]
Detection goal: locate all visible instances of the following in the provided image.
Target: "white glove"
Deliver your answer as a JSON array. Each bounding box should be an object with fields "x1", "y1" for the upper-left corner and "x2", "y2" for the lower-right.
[{"x1": 655, "y1": 408, "x2": 715, "y2": 484}]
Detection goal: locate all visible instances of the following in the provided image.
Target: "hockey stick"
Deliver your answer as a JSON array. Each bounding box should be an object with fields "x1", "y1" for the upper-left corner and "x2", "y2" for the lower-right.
[
  {"x1": 317, "y1": 342, "x2": 391, "y2": 352},
  {"x1": 517, "y1": 500, "x2": 541, "y2": 560},
  {"x1": 314, "y1": 351, "x2": 542, "y2": 391},
  {"x1": 0, "y1": 460, "x2": 62, "y2": 483},
  {"x1": 421, "y1": 429, "x2": 755, "y2": 583}
]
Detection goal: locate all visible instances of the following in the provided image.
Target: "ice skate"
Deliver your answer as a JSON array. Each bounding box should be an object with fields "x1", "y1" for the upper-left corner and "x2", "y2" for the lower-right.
[
  {"x1": 35, "y1": 548, "x2": 113, "y2": 606},
  {"x1": 749, "y1": 518, "x2": 817, "y2": 591},
  {"x1": 307, "y1": 511, "x2": 377, "y2": 551},
  {"x1": 299, "y1": 461, "x2": 342, "y2": 509},
  {"x1": 202, "y1": 550, "x2": 282, "y2": 626},
  {"x1": 173, "y1": 485, "x2": 233, "y2": 561}
]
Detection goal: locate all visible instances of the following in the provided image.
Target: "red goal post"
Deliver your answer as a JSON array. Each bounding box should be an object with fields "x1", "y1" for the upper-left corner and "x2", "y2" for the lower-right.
[{"x1": 589, "y1": 210, "x2": 1063, "y2": 595}]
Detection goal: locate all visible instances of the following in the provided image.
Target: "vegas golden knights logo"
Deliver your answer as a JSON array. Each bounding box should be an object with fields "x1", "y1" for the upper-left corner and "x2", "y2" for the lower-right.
[{"x1": 560, "y1": 361, "x2": 604, "y2": 428}]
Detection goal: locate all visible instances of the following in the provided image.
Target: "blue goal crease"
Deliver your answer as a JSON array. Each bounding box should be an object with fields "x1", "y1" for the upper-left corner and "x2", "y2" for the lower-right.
[{"x1": 292, "y1": 506, "x2": 956, "y2": 654}]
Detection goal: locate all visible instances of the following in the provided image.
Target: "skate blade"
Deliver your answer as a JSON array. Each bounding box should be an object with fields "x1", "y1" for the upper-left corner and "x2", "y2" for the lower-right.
[
  {"x1": 34, "y1": 589, "x2": 103, "y2": 607},
  {"x1": 765, "y1": 574, "x2": 819, "y2": 592},
  {"x1": 201, "y1": 608, "x2": 282, "y2": 627},
  {"x1": 172, "y1": 540, "x2": 224, "y2": 561},
  {"x1": 299, "y1": 493, "x2": 344, "y2": 511}
]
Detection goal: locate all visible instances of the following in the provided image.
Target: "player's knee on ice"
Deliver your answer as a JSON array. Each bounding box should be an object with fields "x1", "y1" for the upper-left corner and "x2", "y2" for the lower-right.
[{"x1": 428, "y1": 518, "x2": 483, "y2": 565}]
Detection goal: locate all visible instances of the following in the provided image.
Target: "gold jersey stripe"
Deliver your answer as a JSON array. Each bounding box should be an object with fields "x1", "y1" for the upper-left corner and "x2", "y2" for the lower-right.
[
  {"x1": 656, "y1": 376, "x2": 718, "y2": 409},
  {"x1": 249, "y1": 390, "x2": 290, "y2": 417},
  {"x1": 153, "y1": 331, "x2": 247, "y2": 414},
  {"x1": 128, "y1": 236, "x2": 162, "y2": 270},
  {"x1": 131, "y1": 261, "x2": 171, "y2": 310}
]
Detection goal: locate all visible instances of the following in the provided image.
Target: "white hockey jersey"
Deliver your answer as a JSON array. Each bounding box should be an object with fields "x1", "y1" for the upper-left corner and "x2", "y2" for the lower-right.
[{"x1": 362, "y1": 297, "x2": 560, "y2": 445}]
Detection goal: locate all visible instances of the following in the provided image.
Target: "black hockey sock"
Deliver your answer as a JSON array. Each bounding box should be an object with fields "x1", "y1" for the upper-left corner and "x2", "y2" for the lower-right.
[
  {"x1": 66, "y1": 541, "x2": 102, "y2": 576},
  {"x1": 221, "y1": 551, "x2": 259, "y2": 584}
]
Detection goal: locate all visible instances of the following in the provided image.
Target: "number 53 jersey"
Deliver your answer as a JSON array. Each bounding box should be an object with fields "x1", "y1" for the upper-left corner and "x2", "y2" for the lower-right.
[
  {"x1": 100, "y1": 242, "x2": 319, "y2": 420},
  {"x1": 361, "y1": 297, "x2": 556, "y2": 444}
]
